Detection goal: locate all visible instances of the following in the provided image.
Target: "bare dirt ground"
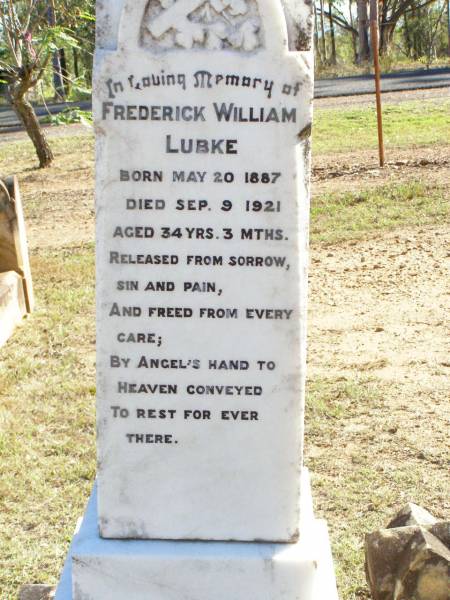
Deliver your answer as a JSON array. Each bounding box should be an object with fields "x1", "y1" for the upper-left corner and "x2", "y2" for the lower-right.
[
  {"x1": 2, "y1": 110, "x2": 448, "y2": 597},
  {"x1": 18, "y1": 138, "x2": 450, "y2": 250},
  {"x1": 12, "y1": 126, "x2": 448, "y2": 473},
  {"x1": 314, "y1": 145, "x2": 450, "y2": 195},
  {"x1": 315, "y1": 86, "x2": 450, "y2": 109},
  {"x1": 15, "y1": 132, "x2": 449, "y2": 505},
  {"x1": 310, "y1": 224, "x2": 449, "y2": 384},
  {"x1": 307, "y1": 222, "x2": 449, "y2": 596}
]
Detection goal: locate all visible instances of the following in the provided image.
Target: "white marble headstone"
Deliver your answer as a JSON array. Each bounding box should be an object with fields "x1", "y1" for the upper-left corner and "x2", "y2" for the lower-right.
[{"x1": 94, "y1": 0, "x2": 313, "y2": 542}]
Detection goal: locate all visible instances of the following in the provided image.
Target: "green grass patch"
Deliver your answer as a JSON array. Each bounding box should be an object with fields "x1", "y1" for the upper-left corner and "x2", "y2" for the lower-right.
[
  {"x1": 0, "y1": 133, "x2": 94, "y2": 174},
  {"x1": 314, "y1": 100, "x2": 450, "y2": 154},
  {"x1": 306, "y1": 376, "x2": 384, "y2": 426},
  {"x1": 311, "y1": 180, "x2": 449, "y2": 244},
  {"x1": 0, "y1": 247, "x2": 95, "y2": 599},
  {"x1": 305, "y1": 376, "x2": 387, "y2": 598},
  {"x1": 316, "y1": 57, "x2": 450, "y2": 80}
]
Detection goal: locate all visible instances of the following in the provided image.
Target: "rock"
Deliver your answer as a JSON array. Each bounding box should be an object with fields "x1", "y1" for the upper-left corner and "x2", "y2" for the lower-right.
[
  {"x1": 387, "y1": 503, "x2": 437, "y2": 529},
  {"x1": 430, "y1": 521, "x2": 450, "y2": 548},
  {"x1": 365, "y1": 507, "x2": 450, "y2": 600},
  {"x1": 394, "y1": 528, "x2": 450, "y2": 600},
  {"x1": 18, "y1": 585, "x2": 55, "y2": 600},
  {"x1": 365, "y1": 526, "x2": 420, "y2": 600}
]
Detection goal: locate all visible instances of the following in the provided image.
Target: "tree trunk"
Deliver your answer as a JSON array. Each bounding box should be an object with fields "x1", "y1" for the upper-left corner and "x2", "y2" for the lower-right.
[
  {"x1": 73, "y1": 47, "x2": 79, "y2": 79},
  {"x1": 410, "y1": 5, "x2": 420, "y2": 59},
  {"x1": 357, "y1": 0, "x2": 370, "y2": 62},
  {"x1": 83, "y1": 49, "x2": 93, "y2": 88},
  {"x1": 60, "y1": 48, "x2": 70, "y2": 95},
  {"x1": 349, "y1": 0, "x2": 359, "y2": 63},
  {"x1": 47, "y1": 3, "x2": 66, "y2": 100},
  {"x1": 314, "y1": 4, "x2": 322, "y2": 64},
  {"x1": 404, "y1": 14, "x2": 412, "y2": 57},
  {"x1": 52, "y1": 51, "x2": 65, "y2": 99},
  {"x1": 328, "y1": 0, "x2": 337, "y2": 64},
  {"x1": 416, "y1": 7, "x2": 424, "y2": 56},
  {"x1": 10, "y1": 91, "x2": 54, "y2": 168},
  {"x1": 379, "y1": 22, "x2": 395, "y2": 54},
  {"x1": 447, "y1": 0, "x2": 450, "y2": 57},
  {"x1": 319, "y1": 0, "x2": 328, "y2": 63}
]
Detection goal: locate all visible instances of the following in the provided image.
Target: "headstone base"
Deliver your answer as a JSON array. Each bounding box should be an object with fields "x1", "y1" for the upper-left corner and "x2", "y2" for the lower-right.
[{"x1": 55, "y1": 470, "x2": 338, "y2": 600}]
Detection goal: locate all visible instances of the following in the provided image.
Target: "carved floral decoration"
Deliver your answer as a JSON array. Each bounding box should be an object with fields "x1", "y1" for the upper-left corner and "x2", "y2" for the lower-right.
[{"x1": 141, "y1": 0, "x2": 262, "y2": 51}]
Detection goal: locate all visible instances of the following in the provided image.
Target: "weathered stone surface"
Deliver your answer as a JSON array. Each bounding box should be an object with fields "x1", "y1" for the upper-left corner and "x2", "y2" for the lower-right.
[
  {"x1": 0, "y1": 270, "x2": 26, "y2": 347},
  {"x1": 430, "y1": 521, "x2": 450, "y2": 549},
  {"x1": 366, "y1": 526, "x2": 416, "y2": 600},
  {"x1": 0, "y1": 178, "x2": 17, "y2": 272},
  {"x1": 365, "y1": 519, "x2": 450, "y2": 600},
  {"x1": 0, "y1": 175, "x2": 34, "y2": 313},
  {"x1": 19, "y1": 585, "x2": 55, "y2": 600},
  {"x1": 0, "y1": 175, "x2": 33, "y2": 346},
  {"x1": 57, "y1": 476, "x2": 339, "y2": 600},
  {"x1": 94, "y1": 0, "x2": 314, "y2": 543},
  {"x1": 54, "y1": 0, "x2": 340, "y2": 595},
  {"x1": 96, "y1": 0, "x2": 313, "y2": 51},
  {"x1": 394, "y1": 528, "x2": 450, "y2": 600},
  {"x1": 387, "y1": 503, "x2": 437, "y2": 529}
]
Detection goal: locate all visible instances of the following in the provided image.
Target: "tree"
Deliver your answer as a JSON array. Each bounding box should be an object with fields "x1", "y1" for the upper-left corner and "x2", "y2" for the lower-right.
[
  {"x1": 0, "y1": 1, "x2": 91, "y2": 168},
  {"x1": 55, "y1": 0, "x2": 95, "y2": 91},
  {"x1": 319, "y1": 0, "x2": 328, "y2": 62},
  {"x1": 378, "y1": 0, "x2": 443, "y2": 54},
  {"x1": 348, "y1": 0, "x2": 359, "y2": 62},
  {"x1": 401, "y1": 0, "x2": 449, "y2": 61},
  {"x1": 316, "y1": 0, "x2": 447, "y2": 62},
  {"x1": 47, "y1": 0, "x2": 66, "y2": 99},
  {"x1": 448, "y1": 0, "x2": 450, "y2": 56},
  {"x1": 328, "y1": 0, "x2": 337, "y2": 64},
  {"x1": 357, "y1": 0, "x2": 370, "y2": 62},
  {"x1": 315, "y1": 0, "x2": 370, "y2": 63}
]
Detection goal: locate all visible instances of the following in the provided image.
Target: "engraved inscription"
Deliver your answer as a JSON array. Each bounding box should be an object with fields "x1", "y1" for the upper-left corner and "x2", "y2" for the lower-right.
[{"x1": 94, "y1": 0, "x2": 314, "y2": 540}]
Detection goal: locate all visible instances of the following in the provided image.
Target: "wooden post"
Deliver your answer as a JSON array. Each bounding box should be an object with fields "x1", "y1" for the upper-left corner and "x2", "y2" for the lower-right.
[{"x1": 370, "y1": 0, "x2": 385, "y2": 167}]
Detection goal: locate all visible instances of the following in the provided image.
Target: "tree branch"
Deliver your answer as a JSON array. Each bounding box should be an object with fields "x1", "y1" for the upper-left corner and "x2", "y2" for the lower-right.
[
  {"x1": 388, "y1": 0, "x2": 438, "y2": 23},
  {"x1": 23, "y1": 0, "x2": 36, "y2": 32},
  {"x1": 7, "y1": 0, "x2": 23, "y2": 62},
  {"x1": 317, "y1": 8, "x2": 358, "y2": 33},
  {"x1": 0, "y1": 8, "x2": 20, "y2": 66}
]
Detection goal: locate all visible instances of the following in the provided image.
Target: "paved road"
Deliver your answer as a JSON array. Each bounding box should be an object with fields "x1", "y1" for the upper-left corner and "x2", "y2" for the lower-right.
[
  {"x1": 1, "y1": 67, "x2": 449, "y2": 131},
  {"x1": 0, "y1": 100, "x2": 92, "y2": 132},
  {"x1": 314, "y1": 66, "x2": 450, "y2": 98}
]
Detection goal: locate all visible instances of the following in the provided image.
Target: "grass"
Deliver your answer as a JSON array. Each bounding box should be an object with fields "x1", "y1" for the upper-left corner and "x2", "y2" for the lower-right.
[
  {"x1": 315, "y1": 56, "x2": 450, "y2": 80},
  {"x1": 0, "y1": 98, "x2": 449, "y2": 598},
  {"x1": 0, "y1": 248, "x2": 96, "y2": 599},
  {"x1": 1, "y1": 98, "x2": 449, "y2": 165},
  {"x1": 313, "y1": 100, "x2": 450, "y2": 154},
  {"x1": 311, "y1": 181, "x2": 450, "y2": 244},
  {"x1": 305, "y1": 376, "x2": 387, "y2": 599},
  {"x1": 304, "y1": 376, "x2": 448, "y2": 599},
  {"x1": 0, "y1": 133, "x2": 93, "y2": 175}
]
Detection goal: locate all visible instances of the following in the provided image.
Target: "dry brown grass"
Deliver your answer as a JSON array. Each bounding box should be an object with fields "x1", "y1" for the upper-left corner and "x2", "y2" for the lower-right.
[{"x1": 0, "y1": 102, "x2": 449, "y2": 599}]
